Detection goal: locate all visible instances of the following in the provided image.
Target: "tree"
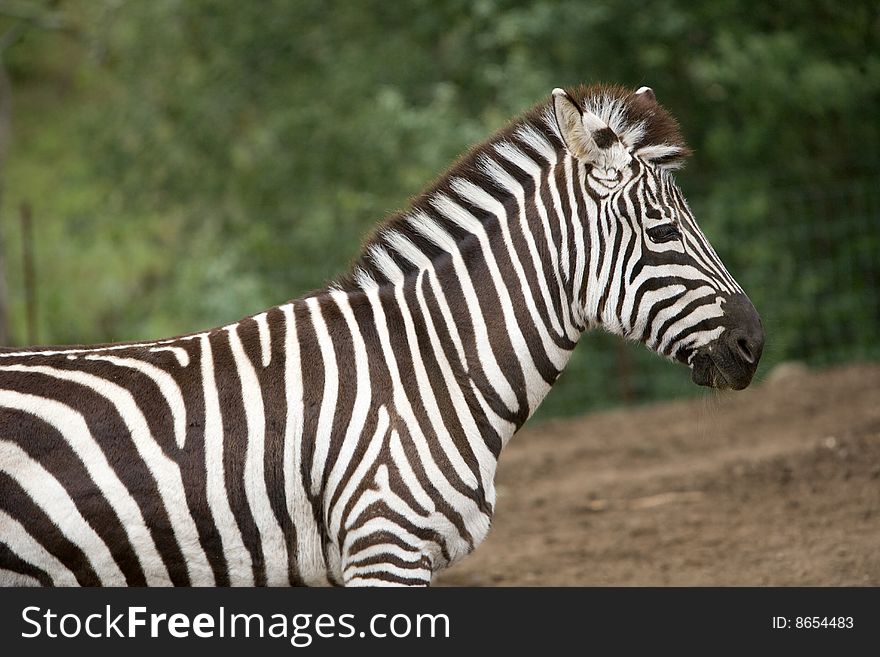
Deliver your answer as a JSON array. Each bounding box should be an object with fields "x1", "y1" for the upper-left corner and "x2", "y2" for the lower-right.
[{"x1": 3, "y1": 0, "x2": 878, "y2": 414}]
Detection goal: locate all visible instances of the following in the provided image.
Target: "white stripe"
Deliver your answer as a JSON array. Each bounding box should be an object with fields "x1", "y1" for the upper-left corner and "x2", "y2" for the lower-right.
[
  {"x1": 456, "y1": 165, "x2": 570, "y2": 370},
  {"x1": 657, "y1": 298, "x2": 726, "y2": 354},
  {"x1": 383, "y1": 264, "x2": 478, "y2": 490},
  {"x1": 646, "y1": 284, "x2": 717, "y2": 347},
  {"x1": 390, "y1": 224, "x2": 514, "y2": 439},
  {"x1": 409, "y1": 208, "x2": 521, "y2": 414},
  {"x1": 0, "y1": 510, "x2": 80, "y2": 586},
  {"x1": 305, "y1": 297, "x2": 339, "y2": 497},
  {"x1": 636, "y1": 143, "x2": 682, "y2": 162},
  {"x1": 369, "y1": 245, "x2": 405, "y2": 284},
  {"x1": 345, "y1": 575, "x2": 427, "y2": 587},
  {"x1": 365, "y1": 289, "x2": 486, "y2": 539},
  {"x1": 253, "y1": 312, "x2": 272, "y2": 367},
  {"x1": 673, "y1": 326, "x2": 726, "y2": 360},
  {"x1": 280, "y1": 303, "x2": 328, "y2": 586},
  {"x1": 514, "y1": 123, "x2": 556, "y2": 161},
  {"x1": 0, "y1": 437, "x2": 126, "y2": 585},
  {"x1": 492, "y1": 142, "x2": 571, "y2": 340},
  {"x1": 345, "y1": 561, "x2": 431, "y2": 582},
  {"x1": 1, "y1": 363, "x2": 213, "y2": 585},
  {"x1": 568, "y1": 159, "x2": 589, "y2": 324},
  {"x1": 336, "y1": 407, "x2": 390, "y2": 541},
  {"x1": 433, "y1": 191, "x2": 552, "y2": 412},
  {"x1": 0, "y1": 333, "x2": 208, "y2": 359},
  {"x1": 343, "y1": 541, "x2": 426, "y2": 571},
  {"x1": 148, "y1": 346, "x2": 190, "y2": 367},
  {"x1": 353, "y1": 267, "x2": 378, "y2": 290},
  {"x1": 226, "y1": 324, "x2": 288, "y2": 585},
  {"x1": 200, "y1": 334, "x2": 253, "y2": 585},
  {"x1": 0, "y1": 568, "x2": 44, "y2": 586},
  {"x1": 325, "y1": 292, "x2": 373, "y2": 539},
  {"x1": 84, "y1": 354, "x2": 187, "y2": 449}
]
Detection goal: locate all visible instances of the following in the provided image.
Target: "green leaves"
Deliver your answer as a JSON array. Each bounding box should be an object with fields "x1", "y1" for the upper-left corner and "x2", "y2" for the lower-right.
[{"x1": 3, "y1": 0, "x2": 878, "y2": 414}]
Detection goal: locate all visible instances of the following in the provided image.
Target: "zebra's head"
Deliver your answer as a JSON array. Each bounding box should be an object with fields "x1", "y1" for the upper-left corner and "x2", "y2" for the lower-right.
[{"x1": 551, "y1": 85, "x2": 764, "y2": 390}]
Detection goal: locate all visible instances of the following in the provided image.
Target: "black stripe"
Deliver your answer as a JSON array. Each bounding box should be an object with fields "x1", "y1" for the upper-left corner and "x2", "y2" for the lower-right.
[
  {"x1": 378, "y1": 283, "x2": 480, "y2": 499},
  {"x1": 345, "y1": 500, "x2": 447, "y2": 555},
  {"x1": 0, "y1": 472, "x2": 101, "y2": 586},
  {"x1": 633, "y1": 278, "x2": 710, "y2": 341},
  {"x1": 420, "y1": 275, "x2": 502, "y2": 458},
  {"x1": 0, "y1": 542, "x2": 53, "y2": 586},
  {"x1": 294, "y1": 303, "x2": 330, "y2": 572},
  {"x1": 0, "y1": 405, "x2": 147, "y2": 585},
  {"x1": 314, "y1": 298, "x2": 358, "y2": 495},
  {"x1": 73, "y1": 355, "x2": 177, "y2": 457},
  {"x1": 496, "y1": 151, "x2": 577, "y2": 351},
  {"x1": 345, "y1": 551, "x2": 430, "y2": 573},
  {"x1": 167, "y1": 342, "x2": 231, "y2": 586},
  {"x1": 592, "y1": 127, "x2": 618, "y2": 149},
  {"x1": 351, "y1": 570, "x2": 429, "y2": 586},
  {"x1": 404, "y1": 275, "x2": 487, "y2": 503},
  {"x1": 0, "y1": 369, "x2": 188, "y2": 584},
  {"x1": 211, "y1": 329, "x2": 267, "y2": 586}
]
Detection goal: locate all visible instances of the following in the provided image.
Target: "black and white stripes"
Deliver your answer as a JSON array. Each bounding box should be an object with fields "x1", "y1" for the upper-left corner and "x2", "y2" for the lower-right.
[{"x1": 0, "y1": 83, "x2": 763, "y2": 587}]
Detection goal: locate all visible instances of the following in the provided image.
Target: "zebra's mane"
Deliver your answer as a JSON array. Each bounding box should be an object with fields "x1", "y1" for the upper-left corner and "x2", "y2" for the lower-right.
[{"x1": 331, "y1": 83, "x2": 690, "y2": 292}]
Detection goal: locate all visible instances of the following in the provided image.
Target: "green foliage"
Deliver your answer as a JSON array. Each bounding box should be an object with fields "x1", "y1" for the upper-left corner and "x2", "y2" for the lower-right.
[{"x1": 2, "y1": 0, "x2": 878, "y2": 416}]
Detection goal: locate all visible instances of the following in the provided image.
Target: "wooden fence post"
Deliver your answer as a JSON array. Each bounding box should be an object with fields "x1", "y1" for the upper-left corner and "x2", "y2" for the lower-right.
[{"x1": 20, "y1": 201, "x2": 37, "y2": 344}]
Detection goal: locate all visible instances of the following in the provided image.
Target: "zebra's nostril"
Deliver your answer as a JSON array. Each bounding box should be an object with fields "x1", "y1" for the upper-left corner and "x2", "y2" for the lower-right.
[{"x1": 736, "y1": 337, "x2": 755, "y2": 364}]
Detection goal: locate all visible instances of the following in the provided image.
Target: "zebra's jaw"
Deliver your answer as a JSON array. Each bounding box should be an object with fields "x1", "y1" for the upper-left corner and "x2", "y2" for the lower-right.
[{"x1": 690, "y1": 351, "x2": 726, "y2": 389}]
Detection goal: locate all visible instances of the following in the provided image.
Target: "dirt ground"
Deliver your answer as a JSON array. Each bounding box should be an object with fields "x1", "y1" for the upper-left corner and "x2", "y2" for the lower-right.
[{"x1": 435, "y1": 362, "x2": 880, "y2": 586}]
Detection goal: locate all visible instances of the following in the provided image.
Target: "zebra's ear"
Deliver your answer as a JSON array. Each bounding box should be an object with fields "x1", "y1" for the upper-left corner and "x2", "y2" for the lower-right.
[
  {"x1": 551, "y1": 88, "x2": 598, "y2": 161},
  {"x1": 635, "y1": 86, "x2": 657, "y2": 103}
]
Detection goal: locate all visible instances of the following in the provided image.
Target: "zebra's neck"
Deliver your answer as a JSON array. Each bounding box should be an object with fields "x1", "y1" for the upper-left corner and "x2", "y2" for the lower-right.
[{"x1": 324, "y1": 109, "x2": 588, "y2": 444}]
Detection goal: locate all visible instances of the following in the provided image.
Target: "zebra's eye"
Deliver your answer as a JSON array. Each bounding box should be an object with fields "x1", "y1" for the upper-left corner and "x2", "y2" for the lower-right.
[{"x1": 646, "y1": 223, "x2": 681, "y2": 244}]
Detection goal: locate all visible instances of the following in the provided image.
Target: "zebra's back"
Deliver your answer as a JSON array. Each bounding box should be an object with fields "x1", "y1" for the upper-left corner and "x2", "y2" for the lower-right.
[{"x1": 0, "y1": 292, "x2": 495, "y2": 587}]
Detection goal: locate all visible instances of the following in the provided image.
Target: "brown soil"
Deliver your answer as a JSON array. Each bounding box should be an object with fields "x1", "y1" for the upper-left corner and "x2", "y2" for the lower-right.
[{"x1": 435, "y1": 362, "x2": 880, "y2": 586}]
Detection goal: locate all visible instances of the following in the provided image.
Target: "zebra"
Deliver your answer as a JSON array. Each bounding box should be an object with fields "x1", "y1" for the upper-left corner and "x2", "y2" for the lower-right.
[{"x1": 0, "y1": 83, "x2": 763, "y2": 587}]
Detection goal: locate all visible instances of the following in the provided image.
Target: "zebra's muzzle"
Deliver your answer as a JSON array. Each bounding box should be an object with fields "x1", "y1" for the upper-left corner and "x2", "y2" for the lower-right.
[
  {"x1": 690, "y1": 352, "x2": 716, "y2": 388},
  {"x1": 690, "y1": 294, "x2": 764, "y2": 390},
  {"x1": 690, "y1": 350, "x2": 752, "y2": 390}
]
